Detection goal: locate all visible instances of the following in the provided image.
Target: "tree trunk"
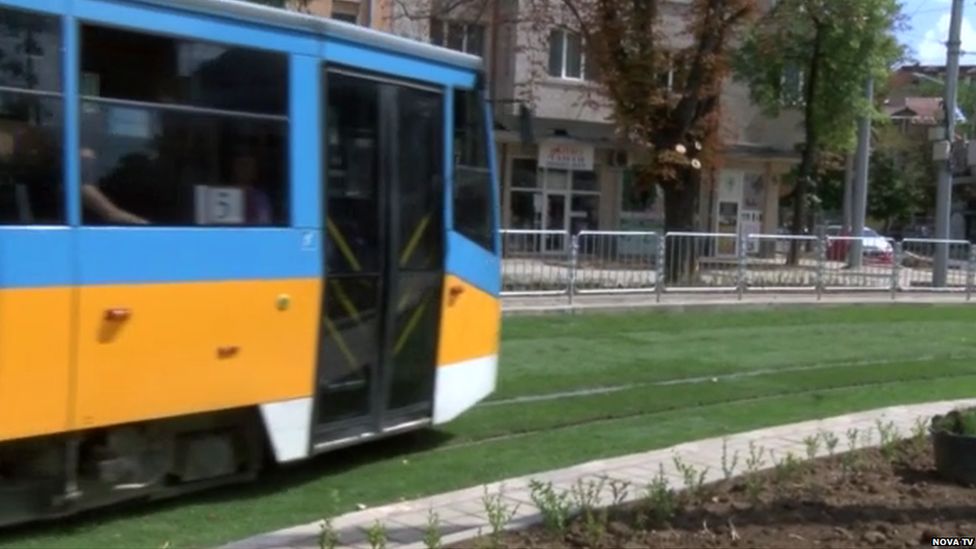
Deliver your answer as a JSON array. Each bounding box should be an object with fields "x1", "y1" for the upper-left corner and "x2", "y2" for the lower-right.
[
  {"x1": 663, "y1": 171, "x2": 701, "y2": 284},
  {"x1": 788, "y1": 22, "x2": 825, "y2": 266}
]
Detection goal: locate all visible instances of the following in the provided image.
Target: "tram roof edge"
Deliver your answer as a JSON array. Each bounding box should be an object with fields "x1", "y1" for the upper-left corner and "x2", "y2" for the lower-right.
[{"x1": 128, "y1": 0, "x2": 486, "y2": 71}]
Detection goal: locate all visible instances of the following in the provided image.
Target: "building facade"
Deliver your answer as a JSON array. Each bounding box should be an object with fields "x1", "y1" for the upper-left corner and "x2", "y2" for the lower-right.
[
  {"x1": 404, "y1": 0, "x2": 803, "y2": 241},
  {"x1": 270, "y1": 0, "x2": 805, "y2": 240}
]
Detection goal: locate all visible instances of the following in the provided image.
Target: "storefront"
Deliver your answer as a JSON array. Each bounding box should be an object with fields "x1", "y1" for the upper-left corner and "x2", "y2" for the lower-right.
[
  {"x1": 498, "y1": 135, "x2": 796, "y2": 256},
  {"x1": 505, "y1": 140, "x2": 604, "y2": 250}
]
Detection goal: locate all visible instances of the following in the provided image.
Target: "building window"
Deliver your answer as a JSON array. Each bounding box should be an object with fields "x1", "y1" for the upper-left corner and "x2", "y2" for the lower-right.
[
  {"x1": 79, "y1": 25, "x2": 289, "y2": 227},
  {"x1": 0, "y1": 7, "x2": 64, "y2": 226},
  {"x1": 333, "y1": 12, "x2": 357, "y2": 24},
  {"x1": 430, "y1": 19, "x2": 485, "y2": 57},
  {"x1": 453, "y1": 88, "x2": 494, "y2": 251},
  {"x1": 548, "y1": 29, "x2": 582, "y2": 79}
]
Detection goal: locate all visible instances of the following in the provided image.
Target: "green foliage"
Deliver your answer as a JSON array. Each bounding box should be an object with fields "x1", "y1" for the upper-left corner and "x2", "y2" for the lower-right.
[
  {"x1": 423, "y1": 510, "x2": 443, "y2": 549},
  {"x1": 528, "y1": 480, "x2": 573, "y2": 534},
  {"x1": 814, "y1": 125, "x2": 933, "y2": 228},
  {"x1": 735, "y1": 0, "x2": 904, "y2": 152},
  {"x1": 932, "y1": 407, "x2": 976, "y2": 436},
  {"x1": 365, "y1": 520, "x2": 387, "y2": 549},
  {"x1": 644, "y1": 464, "x2": 677, "y2": 526}
]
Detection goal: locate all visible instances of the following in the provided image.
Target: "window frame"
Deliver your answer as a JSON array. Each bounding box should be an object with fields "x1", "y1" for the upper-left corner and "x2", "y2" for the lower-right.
[
  {"x1": 0, "y1": 4, "x2": 66, "y2": 227},
  {"x1": 76, "y1": 21, "x2": 292, "y2": 228},
  {"x1": 548, "y1": 28, "x2": 585, "y2": 81},
  {"x1": 450, "y1": 86, "x2": 496, "y2": 253},
  {"x1": 430, "y1": 18, "x2": 486, "y2": 57}
]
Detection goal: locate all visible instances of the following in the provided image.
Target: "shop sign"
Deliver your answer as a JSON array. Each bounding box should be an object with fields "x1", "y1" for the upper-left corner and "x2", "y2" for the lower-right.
[{"x1": 538, "y1": 141, "x2": 594, "y2": 171}]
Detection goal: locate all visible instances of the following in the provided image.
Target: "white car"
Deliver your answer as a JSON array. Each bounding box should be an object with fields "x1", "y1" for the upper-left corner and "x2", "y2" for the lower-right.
[{"x1": 825, "y1": 225, "x2": 894, "y2": 262}]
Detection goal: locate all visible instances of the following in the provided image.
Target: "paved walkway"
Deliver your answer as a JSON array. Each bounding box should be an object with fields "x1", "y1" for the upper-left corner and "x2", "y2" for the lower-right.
[
  {"x1": 223, "y1": 398, "x2": 976, "y2": 549},
  {"x1": 503, "y1": 291, "x2": 974, "y2": 315}
]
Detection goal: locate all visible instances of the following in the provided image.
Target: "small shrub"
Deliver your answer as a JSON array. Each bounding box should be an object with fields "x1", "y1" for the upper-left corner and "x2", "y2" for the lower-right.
[
  {"x1": 842, "y1": 428, "x2": 861, "y2": 474},
  {"x1": 912, "y1": 416, "x2": 928, "y2": 440},
  {"x1": 744, "y1": 442, "x2": 766, "y2": 503},
  {"x1": 876, "y1": 420, "x2": 901, "y2": 461},
  {"x1": 319, "y1": 519, "x2": 340, "y2": 549},
  {"x1": 803, "y1": 434, "x2": 821, "y2": 461},
  {"x1": 644, "y1": 464, "x2": 676, "y2": 526},
  {"x1": 365, "y1": 520, "x2": 387, "y2": 549},
  {"x1": 907, "y1": 417, "x2": 929, "y2": 458},
  {"x1": 423, "y1": 509, "x2": 442, "y2": 549},
  {"x1": 571, "y1": 477, "x2": 606, "y2": 514},
  {"x1": 773, "y1": 451, "x2": 803, "y2": 488},
  {"x1": 528, "y1": 480, "x2": 572, "y2": 534},
  {"x1": 821, "y1": 430, "x2": 840, "y2": 456},
  {"x1": 672, "y1": 454, "x2": 709, "y2": 500},
  {"x1": 572, "y1": 477, "x2": 608, "y2": 547},
  {"x1": 318, "y1": 489, "x2": 342, "y2": 549},
  {"x1": 482, "y1": 485, "x2": 519, "y2": 548},
  {"x1": 721, "y1": 438, "x2": 740, "y2": 480},
  {"x1": 846, "y1": 428, "x2": 860, "y2": 452},
  {"x1": 608, "y1": 477, "x2": 631, "y2": 506}
]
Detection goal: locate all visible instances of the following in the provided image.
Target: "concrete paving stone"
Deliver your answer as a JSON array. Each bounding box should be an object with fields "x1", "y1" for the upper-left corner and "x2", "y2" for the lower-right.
[
  {"x1": 384, "y1": 524, "x2": 427, "y2": 545},
  {"x1": 448, "y1": 498, "x2": 491, "y2": 519}
]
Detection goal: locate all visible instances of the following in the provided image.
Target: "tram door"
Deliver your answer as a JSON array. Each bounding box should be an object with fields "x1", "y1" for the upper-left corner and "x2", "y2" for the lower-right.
[{"x1": 313, "y1": 69, "x2": 445, "y2": 447}]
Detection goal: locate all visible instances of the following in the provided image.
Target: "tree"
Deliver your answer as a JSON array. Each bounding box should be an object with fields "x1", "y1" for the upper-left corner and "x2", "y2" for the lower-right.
[
  {"x1": 814, "y1": 124, "x2": 932, "y2": 233},
  {"x1": 521, "y1": 0, "x2": 755, "y2": 280},
  {"x1": 734, "y1": 0, "x2": 902, "y2": 263}
]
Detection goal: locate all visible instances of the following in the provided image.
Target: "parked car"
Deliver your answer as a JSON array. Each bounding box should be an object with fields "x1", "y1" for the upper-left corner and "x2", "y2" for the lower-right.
[{"x1": 825, "y1": 225, "x2": 894, "y2": 263}]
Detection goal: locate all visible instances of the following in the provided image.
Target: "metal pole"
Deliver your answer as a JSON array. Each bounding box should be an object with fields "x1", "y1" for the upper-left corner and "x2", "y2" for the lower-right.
[
  {"x1": 851, "y1": 78, "x2": 873, "y2": 269},
  {"x1": 656, "y1": 234, "x2": 665, "y2": 302},
  {"x1": 967, "y1": 243, "x2": 975, "y2": 301},
  {"x1": 737, "y1": 233, "x2": 746, "y2": 301},
  {"x1": 842, "y1": 153, "x2": 854, "y2": 233},
  {"x1": 568, "y1": 233, "x2": 578, "y2": 305},
  {"x1": 816, "y1": 235, "x2": 825, "y2": 301},
  {"x1": 892, "y1": 241, "x2": 903, "y2": 301},
  {"x1": 935, "y1": 0, "x2": 965, "y2": 287}
]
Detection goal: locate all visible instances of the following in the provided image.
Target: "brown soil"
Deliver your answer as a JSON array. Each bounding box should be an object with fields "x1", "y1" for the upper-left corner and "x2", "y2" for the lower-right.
[{"x1": 458, "y1": 437, "x2": 976, "y2": 548}]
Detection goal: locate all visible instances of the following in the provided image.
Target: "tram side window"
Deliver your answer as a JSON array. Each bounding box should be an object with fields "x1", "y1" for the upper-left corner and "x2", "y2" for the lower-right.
[
  {"x1": 452, "y1": 89, "x2": 494, "y2": 251},
  {"x1": 0, "y1": 8, "x2": 64, "y2": 225},
  {"x1": 79, "y1": 25, "x2": 289, "y2": 226}
]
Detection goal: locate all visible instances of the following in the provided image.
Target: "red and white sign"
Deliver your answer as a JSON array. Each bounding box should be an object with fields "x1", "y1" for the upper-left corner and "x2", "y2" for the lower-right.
[{"x1": 539, "y1": 141, "x2": 594, "y2": 171}]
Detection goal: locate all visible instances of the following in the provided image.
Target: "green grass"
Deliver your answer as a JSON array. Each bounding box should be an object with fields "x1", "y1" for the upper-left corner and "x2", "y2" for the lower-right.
[{"x1": 3, "y1": 304, "x2": 976, "y2": 548}]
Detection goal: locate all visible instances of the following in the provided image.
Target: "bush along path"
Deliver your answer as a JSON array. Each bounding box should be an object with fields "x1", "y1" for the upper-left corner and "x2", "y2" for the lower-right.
[{"x1": 222, "y1": 398, "x2": 976, "y2": 549}]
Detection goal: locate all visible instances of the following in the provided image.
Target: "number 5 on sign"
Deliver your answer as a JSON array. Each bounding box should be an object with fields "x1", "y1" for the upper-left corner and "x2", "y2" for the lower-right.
[{"x1": 195, "y1": 185, "x2": 244, "y2": 225}]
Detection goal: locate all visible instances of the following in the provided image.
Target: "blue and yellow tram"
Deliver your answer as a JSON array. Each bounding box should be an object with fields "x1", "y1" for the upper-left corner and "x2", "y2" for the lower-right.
[{"x1": 0, "y1": 0, "x2": 500, "y2": 525}]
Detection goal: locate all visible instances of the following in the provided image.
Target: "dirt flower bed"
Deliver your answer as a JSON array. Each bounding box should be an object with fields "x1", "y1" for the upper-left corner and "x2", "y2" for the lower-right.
[{"x1": 456, "y1": 427, "x2": 976, "y2": 548}]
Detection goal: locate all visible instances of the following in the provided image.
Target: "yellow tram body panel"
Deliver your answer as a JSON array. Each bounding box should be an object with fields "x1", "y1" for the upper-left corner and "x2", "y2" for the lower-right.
[
  {"x1": 0, "y1": 287, "x2": 74, "y2": 442},
  {"x1": 437, "y1": 274, "x2": 501, "y2": 367},
  {"x1": 72, "y1": 278, "x2": 321, "y2": 430}
]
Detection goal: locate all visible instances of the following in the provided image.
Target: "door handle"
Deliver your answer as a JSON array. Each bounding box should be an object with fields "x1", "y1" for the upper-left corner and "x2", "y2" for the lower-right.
[
  {"x1": 448, "y1": 285, "x2": 465, "y2": 306},
  {"x1": 217, "y1": 345, "x2": 240, "y2": 358},
  {"x1": 104, "y1": 308, "x2": 131, "y2": 322}
]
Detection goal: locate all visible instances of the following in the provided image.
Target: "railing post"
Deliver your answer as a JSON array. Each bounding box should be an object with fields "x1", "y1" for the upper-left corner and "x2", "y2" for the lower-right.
[
  {"x1": 736, "y1": 233, "x2": 746, "y2": 301},
  {"x1": 816, "y1": 236, "x2": 825, "y2": 301},
  {"x1": 966, "y1": 243, "x2": 974, "y2": 301},
  {"x1": 656, "y1": 233, "x2": 665, "y2": 303},
  {"x1": 568, "y1": 232, "x2": 578, "y2": 306},
  {"x1": 891, "y1": 241, "x2": 903, "y2": 301}
]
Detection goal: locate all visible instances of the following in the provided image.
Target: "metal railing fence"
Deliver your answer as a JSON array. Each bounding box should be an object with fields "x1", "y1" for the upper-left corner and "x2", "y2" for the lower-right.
[{"x1": 499, "y1": 229, "x2": 976, "y2": 303}]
